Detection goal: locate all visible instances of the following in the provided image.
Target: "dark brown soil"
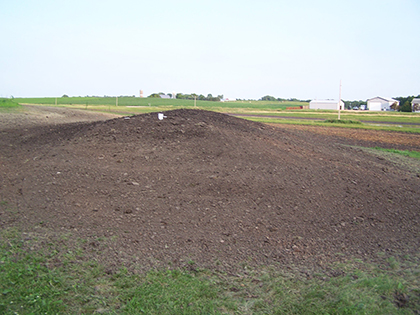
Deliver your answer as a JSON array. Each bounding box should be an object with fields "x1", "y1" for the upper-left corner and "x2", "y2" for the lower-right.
[{"x1": 1, "y1": 107, "x2": 419, "y2": 273}]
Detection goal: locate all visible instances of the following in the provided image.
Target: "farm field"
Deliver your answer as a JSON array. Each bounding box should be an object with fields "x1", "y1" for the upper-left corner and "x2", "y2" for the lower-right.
[
  {"x1": 0, "y1": 104, "x2": 419, "y2": 313},
  {"x1": 14, "y1": 96, "x2": 305, "y2": 111},
  {"x1": 13, "y1": 96, "x2": 420, "y2": 133}
]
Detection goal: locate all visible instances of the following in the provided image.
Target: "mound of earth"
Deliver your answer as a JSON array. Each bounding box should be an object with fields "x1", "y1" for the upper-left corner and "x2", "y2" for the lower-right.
[{"x1": 1, "y1": 108, "x2": 419, "y2": 272}]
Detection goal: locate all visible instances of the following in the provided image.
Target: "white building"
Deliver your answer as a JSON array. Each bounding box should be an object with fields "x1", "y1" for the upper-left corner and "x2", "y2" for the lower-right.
[
  {"x1": 309, "y1": 99, "x2": 344, "y2": 110},
  {"x1": 367, "y1": 97, "x2": 399, "y2": 111}
]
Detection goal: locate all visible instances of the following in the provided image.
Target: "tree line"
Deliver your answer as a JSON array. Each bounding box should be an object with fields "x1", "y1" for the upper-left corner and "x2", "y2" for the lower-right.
[
  {"x1": 260, "y1": 95, "x2": 311, "y2": 102},
  {"x1": 148, "y1": 92, "x2": 223, "y2": 101},
  {"x1": 393, "y1": 95, "x2": 420, "y2": 112}
]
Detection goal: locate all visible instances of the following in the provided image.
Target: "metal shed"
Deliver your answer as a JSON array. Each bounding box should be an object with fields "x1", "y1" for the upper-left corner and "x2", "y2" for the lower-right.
[
  {"x1": 367, "y1": 97, "x2": 399, "y2": 111},
  {"x1": 309, "y1": 100, "x2": 344, "y2": 110}
]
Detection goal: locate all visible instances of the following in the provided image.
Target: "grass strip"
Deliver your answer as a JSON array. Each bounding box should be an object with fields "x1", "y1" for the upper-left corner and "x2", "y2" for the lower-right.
[
  {"x1": 373, "y1": 147, "x2": 420, "y2": 160},
  {"x1": 324, "y1": 119, "x2": 362, "y2": 124},
  {"x1": 243, "y1": 117, "x2": 420, "y2": 133},
  {"x1": 1, "y1": 228, "x2": 419, "y2": 314},
  {"x1": 0, "y1": 98, "x2": 21, "y2": 111}
]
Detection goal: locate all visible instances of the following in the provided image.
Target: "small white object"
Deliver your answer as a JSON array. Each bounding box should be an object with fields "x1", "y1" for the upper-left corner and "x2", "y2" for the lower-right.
[{"x1": 158, "y1": 113, "x2": 167, "y2": 120}]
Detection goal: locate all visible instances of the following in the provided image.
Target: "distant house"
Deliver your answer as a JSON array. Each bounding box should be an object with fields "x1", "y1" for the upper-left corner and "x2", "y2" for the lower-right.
[
  {"x1": 367, "y1": 97, "x2": 399, "y2": 111},
  {"x1": 160, "y1": 94, "x2": 171, "y2": 99},
  {"x1": 412, "y1": 98, "x2": 420, "y2": 112},
  {"x1": 309, "y1": 99, "x2": 344, "y2": 110}
]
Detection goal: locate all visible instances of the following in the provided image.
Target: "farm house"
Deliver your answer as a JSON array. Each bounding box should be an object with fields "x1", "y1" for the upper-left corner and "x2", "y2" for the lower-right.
[
  {"x1": 309, "y1": 99, "x2": 344, "y2": 110},
  {"x1": 367, "y1": 96, "x2": 399, "y2": 111}
]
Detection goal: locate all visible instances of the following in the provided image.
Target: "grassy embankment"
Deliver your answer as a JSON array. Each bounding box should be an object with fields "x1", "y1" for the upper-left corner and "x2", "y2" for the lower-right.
[
  {"x1": 1, "y1": 226, "x2": 419, "y2": 314},
  {"x1": 0, "y1": 98, "x2": 22, "y2": 111}
]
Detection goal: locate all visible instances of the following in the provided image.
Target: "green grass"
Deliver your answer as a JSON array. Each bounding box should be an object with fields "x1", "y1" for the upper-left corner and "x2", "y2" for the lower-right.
[
  {"x1": 0, "y1": 98, "x2": 22, "y2": 111},
  {"x1": 1, "y1": 228, "x2": 419, "y2": 314},
  {"x1": 373, "y1": 147, "x2": 420, "y2": 159},
  {"x1": 324, "y1": 119, "x2": 363, "y2": 124}
]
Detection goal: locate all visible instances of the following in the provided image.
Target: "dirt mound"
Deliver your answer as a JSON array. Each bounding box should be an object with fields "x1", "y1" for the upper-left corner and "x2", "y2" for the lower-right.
[{"x1": 1, "y1": 109, "x2": 419, "y2": 272}]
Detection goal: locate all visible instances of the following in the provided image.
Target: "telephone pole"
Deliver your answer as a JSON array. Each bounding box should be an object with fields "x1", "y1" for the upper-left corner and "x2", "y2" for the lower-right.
[{"x1": 338, "y1": 80, "x2": 342, "y2": 120}]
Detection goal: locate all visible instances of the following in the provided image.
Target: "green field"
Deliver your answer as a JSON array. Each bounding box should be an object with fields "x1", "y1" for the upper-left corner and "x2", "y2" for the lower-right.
[{"x1": 14, "y1": 96, "x2": 305, "y2": 111}]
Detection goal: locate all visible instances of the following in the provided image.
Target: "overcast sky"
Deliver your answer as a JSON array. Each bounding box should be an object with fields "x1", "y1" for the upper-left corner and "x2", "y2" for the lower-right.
[{"x1": 1, "y1": 0, "x2": 419, "y2": 100}]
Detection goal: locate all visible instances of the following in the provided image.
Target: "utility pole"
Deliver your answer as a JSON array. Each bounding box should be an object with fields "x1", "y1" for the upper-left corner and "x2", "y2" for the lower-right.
[
  {"x1": 338, "y1": 80, "x2": 342, "y2": 120},
  {"x1": 116, "y1": 96, "x2": 118, "y2": 106},
  {"x1": 194, "y1": 95, "x2": 197, "y2": 107}
]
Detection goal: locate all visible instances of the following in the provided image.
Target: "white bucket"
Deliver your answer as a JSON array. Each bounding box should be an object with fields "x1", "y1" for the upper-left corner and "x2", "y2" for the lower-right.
[{"x1": 158, "y1": 113, "x2": 167, "y2": 120}]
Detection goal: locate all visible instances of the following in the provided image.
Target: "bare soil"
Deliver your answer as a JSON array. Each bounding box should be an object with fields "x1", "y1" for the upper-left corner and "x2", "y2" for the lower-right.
[{"x1": 1, "y1": 106, "x2": 419, "y2": 273}]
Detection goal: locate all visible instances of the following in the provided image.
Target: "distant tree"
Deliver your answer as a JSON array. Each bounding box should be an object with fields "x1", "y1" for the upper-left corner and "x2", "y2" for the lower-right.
[
  {"x1": 62, "y1": 94, "x2": 69, "y2": 98},
  {"x1": 148, "y1": 93, "x2": 161, "y2": 98},
  {"x1": 261, "y1": 95, "x2": 277, "y2": 101},
  {"x1": 413, "y1": 103, "x2": 420, "y2": 112},
  {"x1": 175, "y1": 92, "x2": 222, "y2": 101},
  {"x1": 400, "y1": 100, "x2": 412, "y2": 112},
  {"x1": 390, "y1": 102, "x2": 399, "y2": 111},
  {"x1": 394, "y1": 96, "x2": 415, "y2": 110},
  {"x1": 176, "y1": 93, "x2": 193, "y2": 100}
]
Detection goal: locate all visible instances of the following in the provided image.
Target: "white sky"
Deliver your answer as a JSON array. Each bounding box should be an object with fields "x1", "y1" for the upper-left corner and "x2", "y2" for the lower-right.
[{"x1": 1, "y1": 0, "x2": 419, "y2": 100}]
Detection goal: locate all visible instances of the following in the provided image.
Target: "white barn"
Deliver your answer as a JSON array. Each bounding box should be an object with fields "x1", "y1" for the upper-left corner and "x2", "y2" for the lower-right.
[
  {"x1": 309, "y1": 99, "x2": 344, "y2": 110},
  {"x1": 367, "y1": 96, "x2": 399, "y2": 111}
]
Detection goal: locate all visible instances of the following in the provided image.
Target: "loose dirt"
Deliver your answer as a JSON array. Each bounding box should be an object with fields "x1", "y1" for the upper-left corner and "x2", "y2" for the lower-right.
[{"x1": 1, "y1": 106, "x2": 419, "y2": 273}]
